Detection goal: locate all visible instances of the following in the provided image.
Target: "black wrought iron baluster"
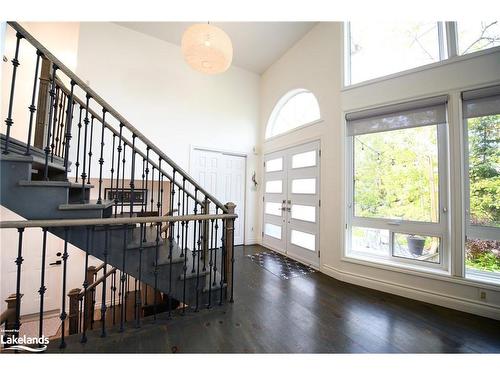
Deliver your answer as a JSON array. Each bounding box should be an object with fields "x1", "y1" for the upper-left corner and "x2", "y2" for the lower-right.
[
  {"x1": 25, "y1": 50, "x2": 42, "y2": 155},
  {"x1": 38, "y1": 228, "x2": 48, "y2": 345},
  {"x1": 3, "y1": 32, "x2": 22, "y2": 155},
  {"x1": 100, "y1": 226, "x2": 109, "y2": 337},
  {"x1": 90, "y1": 286, "x2": 96, "y2": 330},
  {"x1": 192, "y1": 189, "x2": 198, "y2": 273},
  {"x1": 168, "y1": 219, "x2": 174, "y2": 318},
  {"x1": 136, "y1": 222, "x2": 144, "y2": 328},
  {"x1": 176, "y1": 183, "x2": 181, "y2": 250},
  {"x1": 170, "y1": 169, "x2": 176, "y2": 216},
  {"x1": 153, "y1": 220, "x2": 160, "y2": 320},
  {"x1": 14, "y1": 228, "x2": 24, "y2": 338},
  {"x1": 80, "y1": 94, "x2": 91, "y2": 200},
  {"x1": 43, "y1": 64, "x2": 58, "y2": 180},
  {"x1": 125, "y1": 274, "x2": 129, "y2": 322},
  {"x1": 213, "y1": 210, "x2": 219, "y2": 290},
  {"x1": 97, "y1": 109, "x2": 107, "y2": 204},
  {"x1": 182, "y1": 219, "x2": 188, "y2": 314},
  {"x1": 63, "y1": 81, "x2": 76, "y2": 178},
  {"x1": 144, "y1": 147, "x2": 150, "y2": 215},
  {"x1": 114, "y1": 124, "x2": 123, "y2": 217},
  {"x1": 121, "y1": 143, "x2": 127, "y2": 215},
  {"x1": 81, "y1": 226, "x2": 92, "y2": 343},
  {"x1": 180, "y1": 178, "x2": 186, "y2": 257},
  {"x1": 207, "y1": 219, "x2": 214, "y2": 309},
  {"x1": 112, "y1": 269, "x2": 117, "y2": 326},
  {"x1": 86, "y1": 114, "x2": 95, "y2": 184},
  {"x1": 109, "y1": 133, "x2": 116, "y2": 204},
  {"x1": 230, "y1": 218, "x2": 235, "y2": 303},
  {"x1": 202, "y1": 196, "x2": 208, "y2": 272},
  {"x1": 219, "y1": 219, "x2": 226, "y2": 305},
  {"x1": 50, "y1": 87, "x2": 60, "y2": 162},
  {"x1": 150, "y1": 165, "x2": 155, "y2": 217},
  {"x1": 141, "y1": 158, "x2": 146, "y2": 214},
  {"x1": 195, "y1": 217, "x2": 202, "y2": 311},
  {"x1": 59, "y1": 227, "x2": 69, "y2": 349},
  {"x1": 129, "y1": 135, "x2": 136, "y2": 217},
  {"x1": 156, "y1": 159, "x2": 162, "y2": 218},
  {"x1": 74, "y1": 106, "x2": 83, "y2": 183},
  {"x1": 120, "y1": 224, "x2": 127, "y2": 332}
]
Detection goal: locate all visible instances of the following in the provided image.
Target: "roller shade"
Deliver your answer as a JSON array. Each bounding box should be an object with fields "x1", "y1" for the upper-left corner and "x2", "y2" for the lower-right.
[
  {"x1": 463, "y1": 85, "x2": 500, "y2": 119},
  {"x1": 346, "y1": 95, "x2": 448, "y2": 136}
]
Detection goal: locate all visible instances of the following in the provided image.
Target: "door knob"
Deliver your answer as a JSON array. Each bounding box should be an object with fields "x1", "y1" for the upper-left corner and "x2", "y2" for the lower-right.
[{"x1": 49, "y1": 260, "x2": 62, "y2": 266}]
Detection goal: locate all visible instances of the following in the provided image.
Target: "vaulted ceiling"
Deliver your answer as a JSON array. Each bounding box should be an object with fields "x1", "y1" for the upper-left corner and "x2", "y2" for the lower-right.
[{"x1": 114, "y1": 22, "x2": 317, "y2": 74}]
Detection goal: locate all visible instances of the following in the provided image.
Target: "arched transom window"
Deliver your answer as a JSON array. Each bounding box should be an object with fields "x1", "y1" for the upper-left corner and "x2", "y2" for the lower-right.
[{"x1": 265, "y1": 89, "x2": 321, "y2": 139}]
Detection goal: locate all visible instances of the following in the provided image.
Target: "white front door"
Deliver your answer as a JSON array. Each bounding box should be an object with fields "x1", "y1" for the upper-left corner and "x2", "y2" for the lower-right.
[
  {"x1": 190, "y1": 148, "x2": 246, "y2": 246},
  {"x1": 263, "y1": 141, "x2": 320, "y2": 268}
]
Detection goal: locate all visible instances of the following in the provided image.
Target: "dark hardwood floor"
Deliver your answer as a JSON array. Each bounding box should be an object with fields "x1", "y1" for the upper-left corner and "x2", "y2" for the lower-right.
[{"x1": 52, "y1": 244, "x2": 500, "y2": 353}]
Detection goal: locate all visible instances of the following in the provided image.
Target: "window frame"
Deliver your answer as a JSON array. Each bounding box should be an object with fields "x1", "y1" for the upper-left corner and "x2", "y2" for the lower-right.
[
  {"x1": 265, "y1": 88, "x2": 322, "y2": 140},
  {"x1": 343, "y1": 21, "x2": 500, "y2": 88},
  {"x1": 345, "y1": 103, "x2": 450, "y2": 272},
  {"x1": 462, "y1": 93, "x2": 500, "y2": 282},
  {"x1": 344, "y1": 21, "x2": 449, "y2": 87}
]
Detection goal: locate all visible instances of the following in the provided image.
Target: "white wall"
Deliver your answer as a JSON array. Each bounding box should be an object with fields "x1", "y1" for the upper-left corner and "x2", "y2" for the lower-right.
[
  {"x1": 76, "y1": 22, "x2": 261, "y2": 244},
  {"x1": 259, "y1": 22, "x2": 500, "y2": 319}
]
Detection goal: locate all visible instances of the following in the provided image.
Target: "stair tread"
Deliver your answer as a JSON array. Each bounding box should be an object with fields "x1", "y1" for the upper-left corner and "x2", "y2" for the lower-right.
[
  {"x1": 18, "y1": 180, "x2": 95, "y2": 188},
  {"x1": 59, "y1": 199, "x2": 114, "y2": 210}
]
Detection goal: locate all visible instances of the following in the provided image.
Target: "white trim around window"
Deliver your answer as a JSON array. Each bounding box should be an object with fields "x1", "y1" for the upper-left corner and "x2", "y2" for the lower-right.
[{"x1": 344, "y1": 97, "x2": 450, "y2": 273}]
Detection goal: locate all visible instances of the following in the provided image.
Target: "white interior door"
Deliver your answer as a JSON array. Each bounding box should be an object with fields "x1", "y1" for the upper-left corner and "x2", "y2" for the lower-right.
[
  {"x1": 190, "y1": 148, "x2": 246, "y2": 246},
  {"x1": 262, "y1": 141, "x2": 320, "y2": 268}
]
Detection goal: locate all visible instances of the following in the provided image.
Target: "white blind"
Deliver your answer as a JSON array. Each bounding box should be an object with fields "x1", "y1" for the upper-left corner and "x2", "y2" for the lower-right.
[
  {"x1": 463, "y1": 85, "x2": 500, "y2": 119},
  {"x1": 346, "y1": 95, "x2": 448, "y2": 136}
]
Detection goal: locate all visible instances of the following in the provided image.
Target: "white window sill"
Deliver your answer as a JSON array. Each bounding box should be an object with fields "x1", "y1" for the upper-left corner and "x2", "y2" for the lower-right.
[{"x1": 342, "y1": 252, "x2": 500, "y2": 292}]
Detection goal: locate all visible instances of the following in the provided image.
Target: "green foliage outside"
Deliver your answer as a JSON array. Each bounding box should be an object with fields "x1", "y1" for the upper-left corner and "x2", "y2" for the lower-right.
[
  {"x1": 465, "y1": 115, "x2": 500, "y2": 273},
  {"x1": 353, "y1": 117, "x2": 499, "y2": 272}
]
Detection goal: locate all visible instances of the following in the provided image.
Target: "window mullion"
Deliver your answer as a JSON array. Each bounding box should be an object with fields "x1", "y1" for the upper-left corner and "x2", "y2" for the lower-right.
[{"x1": 445, "y1": 22, "x2": 458, "y2": 58}]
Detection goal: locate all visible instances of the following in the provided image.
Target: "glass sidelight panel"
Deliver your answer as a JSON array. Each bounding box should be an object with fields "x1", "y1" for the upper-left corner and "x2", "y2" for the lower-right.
[
  {"x1": 266, "y1": 180, "x2": 283, "y2": 193},
  {"x1": 265, "y1": 223, "x2": 282, "y2": 239},
  {"x1": 392, "y1": 233, "x2": 440, "y2": 263},
  {"x1": 291, "y1": 204, "x2": 316, "y2": 222},
  {"x1": 291, "y1": 230, "x2": 315, "y2": 251},
  {"x1": 292, "y1": 150, "x2": 316, "y2": 169},
  {"x1": 265, "y1": 202, "x2": 283, "y2": 216},
  {"x1": 291, "y1": 178, "x2": 316, "y2": 194},
  {"x1": 266, "y1": 158, "x2": 283, "y2": 172}
]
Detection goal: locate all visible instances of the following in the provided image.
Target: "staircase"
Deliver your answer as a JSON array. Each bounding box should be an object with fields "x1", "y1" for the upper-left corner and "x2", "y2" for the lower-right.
[{"x1": 0, "y1": 22, "x2": 237, "y2": 351}]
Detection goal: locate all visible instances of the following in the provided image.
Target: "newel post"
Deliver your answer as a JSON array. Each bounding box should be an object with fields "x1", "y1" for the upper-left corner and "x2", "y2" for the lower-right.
[
  {"x1": 0, "y1": 294, "x2": 22, "y2": 348},
  {"x1": 84, "y1": 266, "x2": 96, "y2": 330},
  {"x1": 67, "y1": 288, "x2": 81, "y2": 335},
  {"x1": 224, "y1": 202, "x2": 236, "y2": 301}
]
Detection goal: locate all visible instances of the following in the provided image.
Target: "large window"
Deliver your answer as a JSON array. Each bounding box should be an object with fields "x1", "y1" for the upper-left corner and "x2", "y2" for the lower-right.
[
  {"x1": 346, "y1": 96, "x2": 448, "y2": 269},
  {"x1": 345, "y1": 21, "x2": 500, "y2": 86},
  {"x1": 463, "y1": 86, "x2": 500, "y2": 281},
  {"x1": 265, "y1": 89, "x2": 321, "y2": 139},
  {"x1": 346, "y1": 22, "x2": 445, "y2": 85}
]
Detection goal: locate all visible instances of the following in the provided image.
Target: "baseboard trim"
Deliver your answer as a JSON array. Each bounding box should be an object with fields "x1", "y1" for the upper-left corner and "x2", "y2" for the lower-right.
[{"x1": 321, "y1": 263, "x2": 500, "y2": 321}]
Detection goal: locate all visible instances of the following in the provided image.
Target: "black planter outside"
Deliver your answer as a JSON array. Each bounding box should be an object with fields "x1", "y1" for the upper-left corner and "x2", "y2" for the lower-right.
[{"x1": 408, "y1": 236, "x2": 426, "y2": 256}]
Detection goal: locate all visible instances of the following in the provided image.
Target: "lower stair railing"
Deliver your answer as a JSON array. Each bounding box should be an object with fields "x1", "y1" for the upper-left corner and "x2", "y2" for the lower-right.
[{"x1": 0, "y1": 210, "x2": 237, "y2": 351}]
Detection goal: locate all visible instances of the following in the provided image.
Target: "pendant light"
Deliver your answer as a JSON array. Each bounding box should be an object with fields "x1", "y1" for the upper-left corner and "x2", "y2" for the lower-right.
[{"x1": 181, "y1": 23, "x2": 233, "y2": 75}]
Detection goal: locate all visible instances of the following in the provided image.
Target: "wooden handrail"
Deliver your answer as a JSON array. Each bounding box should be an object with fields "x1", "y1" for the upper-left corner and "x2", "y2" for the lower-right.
[
  {"x1": 79, "y1": 268, "x2": 117, "y2": 298},
  {"x1": 7, "y1": 21, "x2": 227, "y2": 213},
  {"x1": 0, "y1": 213, "x2": 238, "y2": 229},
  {"x1": 93, "y1": 263, "x2": 105, "y2": 275}
]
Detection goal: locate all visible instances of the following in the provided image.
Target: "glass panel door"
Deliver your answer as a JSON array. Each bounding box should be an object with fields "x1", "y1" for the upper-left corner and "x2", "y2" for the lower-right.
[{"x1": 262, "y1": 141, "x2": 320, "y2": 268}]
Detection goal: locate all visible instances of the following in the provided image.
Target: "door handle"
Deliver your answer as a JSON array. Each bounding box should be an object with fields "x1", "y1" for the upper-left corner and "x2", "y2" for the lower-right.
[{"x1": 49, "y1": 260, "x2": 62, "y2": 266}]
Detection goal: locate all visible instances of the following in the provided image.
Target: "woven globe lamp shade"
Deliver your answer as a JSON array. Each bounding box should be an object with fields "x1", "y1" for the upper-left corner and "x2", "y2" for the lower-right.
[{"x1": 181, "y1": 24, "x2": 233, "y2": 75}]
